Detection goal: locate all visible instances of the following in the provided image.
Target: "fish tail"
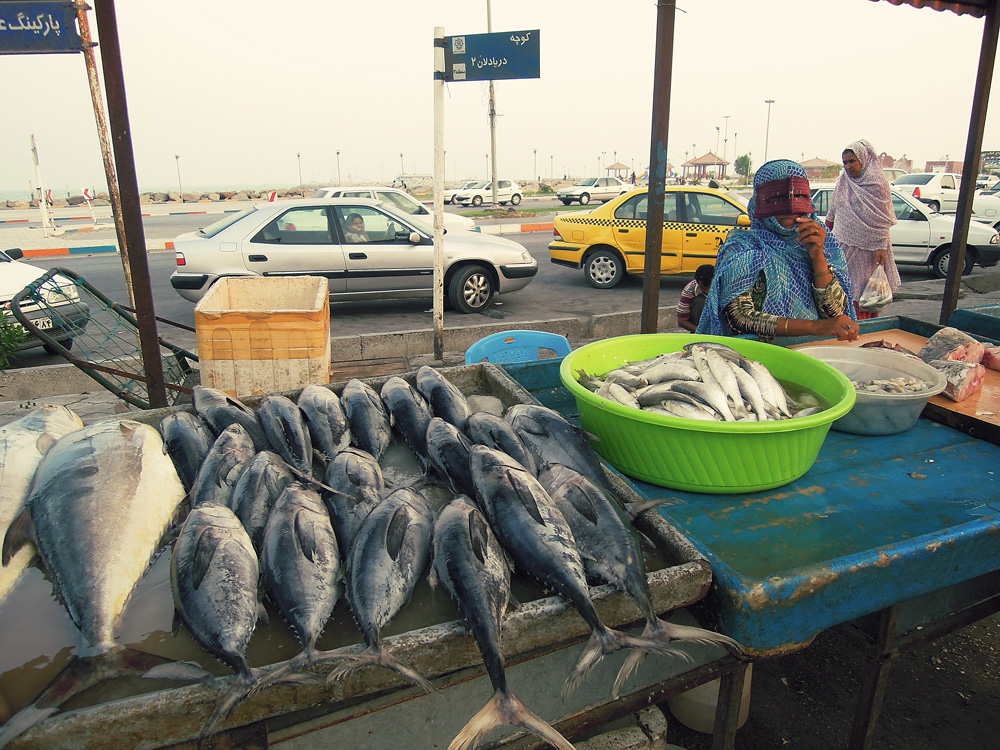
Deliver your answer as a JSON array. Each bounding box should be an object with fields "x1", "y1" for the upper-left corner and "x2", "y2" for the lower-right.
[
  {"x1": 448, "y1": 691, "x2": 575, "y2": 750},
  {"x1": 248, "y1": 653, "x2": 314, "y2": 695},
  {"x1": 323, "y1": 646, "x2": 438, "y2": 695},
  {"x1": 198, "y1": 674, "x2": 256, "y2": 745}
]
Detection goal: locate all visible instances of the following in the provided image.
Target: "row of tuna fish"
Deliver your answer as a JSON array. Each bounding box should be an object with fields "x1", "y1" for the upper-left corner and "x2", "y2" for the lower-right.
[
  {"x1": 0, "y1": 365, "x2": 738, "y2": 750},
  {"x1": 576, "y1": 341, "x2": 823, "y2": 421}
]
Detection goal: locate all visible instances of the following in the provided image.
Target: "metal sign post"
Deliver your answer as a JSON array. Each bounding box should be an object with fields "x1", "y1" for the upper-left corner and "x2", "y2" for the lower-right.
[{"x1": 432, "y1": 25, "x2": 539, "y2": 356}]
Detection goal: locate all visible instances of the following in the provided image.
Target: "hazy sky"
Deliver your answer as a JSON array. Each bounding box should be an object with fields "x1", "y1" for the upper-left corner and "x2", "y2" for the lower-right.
[{"x1": 2, "y1": 0, "x2": 998, "y2": 197}]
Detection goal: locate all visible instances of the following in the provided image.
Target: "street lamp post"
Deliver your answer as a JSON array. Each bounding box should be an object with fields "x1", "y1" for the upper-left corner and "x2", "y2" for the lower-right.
[
  {"x1": 600, "y1": 151, "x2": 606, "y2": 175},
  {"x1": 297, "y1": 152, "x2": 302, "y2": 186},
  {"x1": 485, "y1": 153, "x2": 489, "y2": 178},
  {"x1": 550, "y1": 154, "x2": 553, "y2": 180},
  {"x1": 715, "y1": 126, "x2": 720, "y2": 156},
  {"x1": 764, "y1": 99, "x2": 775, "y2": 163},
  {"x1": 399, "y1": 152, "x2": 404, "y2": 175},
  {"x1": 533, "y1": 148, "x2": 537, "y2": 182},
  {"x1": 174, "y1": 154, "x2": 182, "y2": 194},
  {"x1": 722, "y1": 115, "x2": 731, "y2": 162},
  {"x1": 336, "y1": 150, "x2": 342, "y2": 186}
]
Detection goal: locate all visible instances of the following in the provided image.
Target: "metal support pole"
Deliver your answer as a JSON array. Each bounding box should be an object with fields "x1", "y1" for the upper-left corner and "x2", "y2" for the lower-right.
[
  {"x1": 433, "y1": 28, "x2": 446, "y2": 359},
  {"x1": 640, "y1": 0, "x2": 676, "y2": 334},
  {"x1": 764, "y1": 99, "x2": 775, "y2": 163},
  {"x1": 93, "y1": 0, "x2": 167, "y2": 408},
  {"x1": 77, "y1": 0, "x2": 134, "y2": 305},
  {"x1": 29, "y1": 135, "x2": 56, "y2": 237},
  {"x1": 941, "y1": 1, "x2": 999, "y2": 325},
  {"x1": 487, "y1": 0, "x2": 498, "y2": 207}
]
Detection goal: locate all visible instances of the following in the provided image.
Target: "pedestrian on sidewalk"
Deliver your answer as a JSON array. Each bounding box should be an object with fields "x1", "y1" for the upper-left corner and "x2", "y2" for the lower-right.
[{"x1": 825, "y1": 139, "x2": 901, "y2": 320}]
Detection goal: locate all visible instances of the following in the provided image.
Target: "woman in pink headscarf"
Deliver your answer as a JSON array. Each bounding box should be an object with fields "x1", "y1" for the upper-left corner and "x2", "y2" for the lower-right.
[{"x1": 826, "y1": 139, "x2": 901, "y2": 319}]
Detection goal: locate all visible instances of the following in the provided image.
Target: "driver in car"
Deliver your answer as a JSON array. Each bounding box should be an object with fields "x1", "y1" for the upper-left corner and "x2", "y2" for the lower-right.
[{"x1": 345, "y1": 213, "x2": 370, "y2": 243}]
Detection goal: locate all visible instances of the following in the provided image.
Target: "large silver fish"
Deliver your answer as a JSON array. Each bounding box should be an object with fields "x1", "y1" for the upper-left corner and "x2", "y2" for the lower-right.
[
  {"x1": 257, "y1": 394, "x2": 314, "y2": 476},
  {"x1": 505, "y1": 403, "x2": 610, "y2": 490},
  {"x1": 192, "y1": 385, "x2": 270, "y2": 451},
  {"x1": 538, "y1": 463, "x2": 739, "y2": 695},
  {"x1": 258, "y1": 483, "x2": 342, "y2": 682},
  {"x1": 433, "y1": 495, "x2": 573, "y2": 750},
  {"x1": 321, "y1": 446, "x2": 384, "y2": 554},
  {"x1": 0, "y1": 405, "x2": 83, "y2": 603},
  {"x1": 340, "y1": 378, "x2": 392, "y2": 462},
  {"x1": 190, "y1": 423, "x2": 257, "y2": 509},
  {"x1": 158, "y1": 411, "x2": 214, "y2": 492},
  {"x1": 170, "y1": 503, "x2": 263, "y2": 740},
  {"x1": 380, "y1": 375, "x2": 433, "y2": 471},
  {"x1": 20, "y1": 420, "x2": 185, "y2": 656},
  {"x1": 297, "y1": 384, "x2": 352, "y2": 461},
  {"x1": 464, "y1": 410, "x2": 538, "y2": 476},
  {"x1": 469, "y1": 445, "x2": 677, "y2": 695},
  {"x1": 328, "y1": 487, "x2": 436, "y2": 692},
  {"x1": 232, "y1": 450, "x2": 295, "y2": 553},
  {"x1": 416, "y1": 365, "x2": 470, "y2": 430},
  {"x1": 426, "y1": 416, "x2": 476, "y2": 497}
]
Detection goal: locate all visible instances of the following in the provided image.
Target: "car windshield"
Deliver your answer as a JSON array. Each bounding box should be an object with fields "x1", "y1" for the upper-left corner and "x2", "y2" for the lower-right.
[
  {"x1": 575, "y1": 178, "x2": 598, "y2": 187},
  {"x1": 470, "y1": 182, "x2": 490, "y2": 189},
  {"x1": 894, "y1": 174, "x2": 933, "y2": 185},
  {"x1": 891, "y1": 190, "x2": 928, "y2": 214},
  {"x1": 198, "y1": 208, "x2": 257, "y2": 238}
]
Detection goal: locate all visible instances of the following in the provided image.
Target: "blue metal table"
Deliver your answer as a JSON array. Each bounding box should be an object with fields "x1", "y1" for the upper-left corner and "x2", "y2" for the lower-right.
[{"x1": 502, "y1": 323, "x2": 1000, "y2": 749}]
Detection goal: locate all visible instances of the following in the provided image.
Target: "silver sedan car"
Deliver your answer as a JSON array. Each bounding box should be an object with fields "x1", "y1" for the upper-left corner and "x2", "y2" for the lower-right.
[{"x1": 169, "y1": 198, "x2": 537, "y2": 314}]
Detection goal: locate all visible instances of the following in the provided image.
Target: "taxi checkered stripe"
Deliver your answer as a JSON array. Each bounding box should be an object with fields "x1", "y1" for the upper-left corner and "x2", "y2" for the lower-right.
[{"x1": 561, "y1": 216, "x2": 727, "y2": 232}]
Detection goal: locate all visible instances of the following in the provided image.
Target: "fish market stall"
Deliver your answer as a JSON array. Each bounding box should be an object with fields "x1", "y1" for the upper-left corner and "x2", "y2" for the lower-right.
[
  {"x1": 502, "y1": 316, "x2": 1000, "y2": 749},
  {"x1": 0, "y1": 363, "x2": 742, "y2": 750}
]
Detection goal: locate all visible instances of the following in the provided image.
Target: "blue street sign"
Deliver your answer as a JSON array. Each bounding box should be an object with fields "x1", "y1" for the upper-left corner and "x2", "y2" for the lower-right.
[
  {"x1": 444, "y1": 29, "x2": 539, "y2": 82},
  {"x1": 0, "y1": 1, "x2": 83, "y2": 55}
]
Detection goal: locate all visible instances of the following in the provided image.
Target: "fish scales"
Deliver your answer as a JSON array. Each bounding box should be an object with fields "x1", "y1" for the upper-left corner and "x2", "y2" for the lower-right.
[
  {"x1": 297, "y1": 384, "x2": 352, "y2": 462},
  {"x1": 190, "y1": 424, "x2": 257, "y2": 509},
  {"x1": 433, "y1": 495, "x2": 574, "y2": 750},
  {"x1": 321, "y1": 447, "x2": 384, "y2": 554},
  {"x1": 341, "y1": 379, "x2": 392, "y2": 463},
  {"x1": 193, "y1": 386, "x2": 270, "y2": 452},
  {"x1": 257, "y1": 394, "x2": 314, "y2": 476},
  {"x1": 465, "y1": 411, "x2": 538, "y2": 476},
  {"x1": 426, "y1": 417, "x2": 476, "y2": 497},
  {"x1": 232, "y1": 451, "x2": 295, "y2": 553},
  {"x1": 158, "y1": 411, "x2": 214, "y2": 492},
  {"x1": 30, "y1": 420, "x2": 186, "y2": 656},
  {"x1": 416, "y1": 365, "x2": 471, "y2": 430},
  {"x1": 380, "y1": 376, "x2": 434, "y2": 471}
]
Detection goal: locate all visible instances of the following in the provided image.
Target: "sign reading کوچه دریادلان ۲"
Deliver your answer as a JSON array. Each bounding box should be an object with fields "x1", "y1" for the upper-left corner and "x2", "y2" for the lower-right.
[
  {"x1": 0, "y1": 1, "x2": 83, "y2": 54},
  {"x1": 444, "y1": 29, "x2": 539, "y2": 82}
]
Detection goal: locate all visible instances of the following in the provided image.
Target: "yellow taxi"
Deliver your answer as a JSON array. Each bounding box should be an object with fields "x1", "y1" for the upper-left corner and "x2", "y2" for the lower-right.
[{"x1": 548, "y1": 186, "x2": 750, "y2": 288}]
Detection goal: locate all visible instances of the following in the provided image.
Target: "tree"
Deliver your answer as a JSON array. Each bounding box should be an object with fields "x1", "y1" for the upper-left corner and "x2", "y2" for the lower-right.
[
  {"x1": 735, "y1": 154, "x2": 753, "y2": 181},
  {"x1": 0, "y1": 310, "x2": 27, "y2": 372}
]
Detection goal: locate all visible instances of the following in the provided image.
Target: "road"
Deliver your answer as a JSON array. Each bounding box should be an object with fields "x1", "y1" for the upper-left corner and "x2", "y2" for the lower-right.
[{"x1": 5, "y1": 231, "x2": 699, "y2": 370}]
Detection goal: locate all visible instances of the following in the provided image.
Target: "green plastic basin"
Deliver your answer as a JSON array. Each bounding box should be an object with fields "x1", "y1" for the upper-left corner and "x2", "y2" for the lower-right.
[{"x1": 559, "y1": 334, "x2": 856, "y2": 494}]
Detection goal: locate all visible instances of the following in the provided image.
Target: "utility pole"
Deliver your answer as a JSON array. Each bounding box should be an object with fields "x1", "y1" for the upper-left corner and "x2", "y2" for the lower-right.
[
  {"x1": 764, "y1": 99, "x2": 775, "y2": 163},
  {"x1": 487, "y1": 0, "x2": 499, "y2": 206}
]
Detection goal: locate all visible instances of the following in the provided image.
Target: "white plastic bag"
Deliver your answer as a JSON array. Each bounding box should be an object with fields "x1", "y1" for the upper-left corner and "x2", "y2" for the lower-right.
[{"x1": 859, "y1": 264, "x2": 893, "y2": 312}]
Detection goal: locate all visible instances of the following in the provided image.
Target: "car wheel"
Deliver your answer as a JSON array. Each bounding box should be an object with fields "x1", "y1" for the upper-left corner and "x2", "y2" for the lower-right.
[
  {"x1": 931, "y1": 245, "x2": 973, "y2": 279},
  {"x1": 448, "y1": 264, "x2": 495, "y2": 313},
  {"x1": 43, "y1": 338, "x2": 72, "y2": 356},
  {"x1": 560, "y1": 200, "x2": 572, "y2": 206},
  {"x1": 511, "y1": 193, "x2": 522, "y2": 205},
  {"x1": 928, "y1": 200, "x2": 941, "y2": 213},
  {"x1": 579, "y1": 193, "x2": 591, "y2": 205},
  {"x1": 471, "y1": 195, "x2": 483, "y2": 207},
  {"x1": 584, "y1": 249, "x2": 624, "y2": 289}
]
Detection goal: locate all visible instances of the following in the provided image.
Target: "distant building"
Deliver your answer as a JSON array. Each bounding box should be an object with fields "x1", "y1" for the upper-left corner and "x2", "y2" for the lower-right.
[
  {"x1": 800, "y1": 157, "x2": 840, "y2": 179},
  {"x1": 924, "y1": 160, "x2": 964, "y2": 174},
  {"x1": 681, "y1": 152, "x2": 729, "y2": 180},
  {"x1": 880, "y1": 152, "x2": 913, "y2": 174}
]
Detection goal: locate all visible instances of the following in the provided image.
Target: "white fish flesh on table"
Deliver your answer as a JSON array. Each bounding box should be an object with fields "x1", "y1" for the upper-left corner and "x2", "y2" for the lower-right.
[
  {"x1": 341, "y1": 378, "x2": 392, "y2": 463},
  {"x1": 982, "y1": 345, "x2": 1000, "y2": 371},
  {"x1": 329, "y1": 487, "x2": 436, "y2": 692},
  {"x1": 158, "y1": 411, "x2": 214, "y2": 492},
  {"x1": 918, "y1": 327, "x2": 986, "y2": 364},
  {"x1": 927, "y1": 359, "x2": 986, "y2": 402},
  {"x1": 0, "y1": 405, "x2": 83, "y2": 603},
  {"x1": 432, "y1": 495, "x2": 574, "y2": 750},
  {"x1": 297, "y1": 384, "x2": 352, "y2": 462}
]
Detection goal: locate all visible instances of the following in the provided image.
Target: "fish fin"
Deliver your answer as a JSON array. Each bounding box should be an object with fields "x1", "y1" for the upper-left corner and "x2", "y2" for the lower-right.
[
  {"x1": 0, "y1": 704, "x2": 59, "y2": 748},
  {"x1": 325, "y1": 647, "x2": 438, "y2": 695},
  {"x1": 171, "y1": 609, "x2": 183, "y2": 638},
  {"x1": 448, "y1": 691, "x2": 574, "y2": 750},
  {"x1": 198, "y1": 673, "x2": 256, "y2": 745},
  {"x1": 142, "y1": 660, "x2": 213, "y2": 682},
  {"x1": 256, "y1": 600, "x2": 270, "y2": 629},
  {"x1": 35, "y1": 432, "x2": 58, "y2": 455},
  {"x1": 293, "y1": 507, "x2": 320, "y2": 563},
  {"x1": 191, "y1": 525, "x2": 220, "y2": 590},
  {"x1": 650, "y1": 617, "x2": 742, "y2": 650},
  {"x1": 1, "y1": 508, "x2": 35, "y2": 566},
  {"x1": 506, "y1": 591, "x2": 521, "y2": 610}
]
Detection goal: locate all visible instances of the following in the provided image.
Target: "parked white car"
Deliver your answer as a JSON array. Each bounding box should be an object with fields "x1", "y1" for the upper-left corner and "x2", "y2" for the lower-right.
[
  {"x1": 812, "y1": 186, "x2": 1000, "y2": 278},
  {"x1": 453, "y1": 180, "x2": 523, "y2": 207},
  {"x1": 311, "y1": 186, "x2": 475, "y2": 232},
  {"x1": 1, "y1": 248, "x2": 89, "y2": 353},
  {"x1": 557, "y1": 176, "x2": 631, "y2": 205},
  {"x1": 170, "y1": 198, "x2": 537, "y2": 313},
  {"x1": 891, "y1": 172, "x2": 962, "y2": 213},
  {"x1": 444, "y1": 180, "x2": 481, "y2": 204}
]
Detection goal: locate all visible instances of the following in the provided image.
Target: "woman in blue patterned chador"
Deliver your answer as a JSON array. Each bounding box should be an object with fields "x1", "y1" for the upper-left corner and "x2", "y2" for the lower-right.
[{"x1": 697, "y1": 159, "x2": 859, "y2": 341}]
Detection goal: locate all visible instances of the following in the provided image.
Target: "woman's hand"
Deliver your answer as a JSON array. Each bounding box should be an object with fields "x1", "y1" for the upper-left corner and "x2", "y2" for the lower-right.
[
  {"x1": 813, "y1": 314, "x2": 859, "y2": 341},
  {"x1": 794, "y1": 217, "x2": 828, "y2": 261}
]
